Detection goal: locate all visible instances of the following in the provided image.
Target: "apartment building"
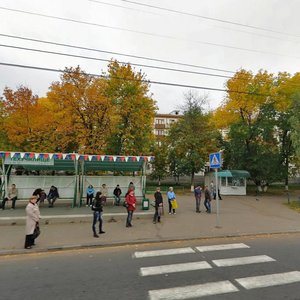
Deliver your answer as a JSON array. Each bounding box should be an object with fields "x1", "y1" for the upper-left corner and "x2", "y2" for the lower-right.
[{"x1": 154, "y1": 110, "x2": 182, "y2": 138}]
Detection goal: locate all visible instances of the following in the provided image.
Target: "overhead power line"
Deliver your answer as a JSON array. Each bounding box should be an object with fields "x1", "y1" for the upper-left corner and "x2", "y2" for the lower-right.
[
  {"x1": 89, "y1": 0, "x2": 162, "y2": 16},
  {"x1": 0, "y1": 33, "x2": 235, "y2": 74},
  {"x1": 5, "y1": 42, "x2": 300, "y2": 88},
  {"x1": 0, "y1": 7, "x2": 299, "y2": 60},
  {"x1": 120, "y1": 0, "x2": 300, "y2": 39},
  {"x1": 0, "y1": 43, "x2": 232, "y2": 79},
  {"x1": 90, "y1": 0, "x2": 297, "y2": 44},
  {"x1": 0, "y1": 61, "x2": 274, "y2": 97}
]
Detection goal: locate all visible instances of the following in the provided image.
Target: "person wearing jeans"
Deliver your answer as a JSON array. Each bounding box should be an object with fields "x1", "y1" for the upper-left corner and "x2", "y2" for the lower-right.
[
  {"x1": 194, "y1": 185, "x2": 202, "y2": 213},
  {"x1": 91, "y1": 191, "x2": 105, "y2": 238},
  {"x1": 125, "y1": 189, "x2": 136, "y2": 227},
  {"x1": 86, "y1": 185, "x2": 95, "y2": 207},
  {"x1": 204, "y1": 185, "x2": 212, "y2": 213}
]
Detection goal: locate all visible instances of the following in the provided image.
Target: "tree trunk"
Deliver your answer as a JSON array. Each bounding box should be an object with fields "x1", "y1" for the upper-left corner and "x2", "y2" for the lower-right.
[
  {"x1": 191, "y1": 171, "x2": 195, "y2": 192},
  {"x1": 285, "y1": 155, "x2": 289, "y2": 191}
]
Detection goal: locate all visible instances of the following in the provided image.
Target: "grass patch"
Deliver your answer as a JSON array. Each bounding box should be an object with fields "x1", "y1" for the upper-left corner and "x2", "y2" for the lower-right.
[{"x1": 285, "y1": 201, "x2": 300, "y2": 213}]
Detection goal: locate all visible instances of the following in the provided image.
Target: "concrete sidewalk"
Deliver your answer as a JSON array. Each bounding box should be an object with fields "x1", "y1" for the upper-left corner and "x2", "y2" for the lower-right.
[{"x1": 0, "y1": 193, "x2": 299, "y2": 255}]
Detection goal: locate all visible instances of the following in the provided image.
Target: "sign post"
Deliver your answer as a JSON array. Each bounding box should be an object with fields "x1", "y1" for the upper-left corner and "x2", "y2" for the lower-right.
[{"x1": 209, "y1": 152, "x2": 222, "y2": 228}]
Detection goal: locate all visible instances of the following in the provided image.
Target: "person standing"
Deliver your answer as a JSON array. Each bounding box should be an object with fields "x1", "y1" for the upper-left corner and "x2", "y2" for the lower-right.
[
  {"x1": 167, "y1": 187, "x2": 176, "y2": 215},
  {"x1": 91, "y1": 191, "x2": 105, "y2": 238},
  {"x1": 24, "y1": 195, "x2": 41, "y2": 249},
  {"x1": 125, "y1": 189, "x2": 136, "y2": 227},
  {"x1": 194, "y1": 185, "x2": 202, "y2": 213},
  {"x1": 2, "y1": 183, "x2": 18, "y2": 210},
  {"x1": 113, "y1": 184, "x2": 122, "y2": 206},
  {"x1": 204, "y1": 185, "x2": 212, "y2": 213},
  {"x1": 153, "y1": 187, "x2": 163, "y2": 224},
  {"x1": 86, "y1": 185, "x2": 95, "y2": 207}
]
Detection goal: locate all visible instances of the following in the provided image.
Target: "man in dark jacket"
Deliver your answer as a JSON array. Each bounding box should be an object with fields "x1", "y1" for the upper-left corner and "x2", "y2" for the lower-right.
[
  {"x1": 153, "y1": 187, "x2": 163, "y2": 224},
  {"x1": 47, "y1": 186, "x2": 59, "y2": 208},
  {"x1": 33, "y1": 188, "x2": 47, "y2": 205},
  {"x1": 91, "y1": 191, "x2": 105, "y2": 237},
  {"x1": 113, "y1": 184, "x2": 122, "y2": 206},
  {"x1": 204, "y1": 185, "x2": 212, "y2": 213}
]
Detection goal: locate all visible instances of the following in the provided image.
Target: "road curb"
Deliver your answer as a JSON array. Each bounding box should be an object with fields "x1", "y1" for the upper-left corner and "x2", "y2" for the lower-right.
[
  {"x1": 1, "y1": 229, "x2": 300, "y2": 257},
  {"x1": 0, "y1": 211, "x2": 153, "y2": 226}
]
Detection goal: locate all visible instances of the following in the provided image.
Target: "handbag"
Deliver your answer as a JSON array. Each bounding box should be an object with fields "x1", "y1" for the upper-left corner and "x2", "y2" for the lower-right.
[
  {"x1": 171, "y1": 199, "x2": 178, "y2": 209},
  {"x1": 32, "y1": 224, "x2": 41, "y2": 239},
  {"x1": 123, "y1": 201, "x2": 129, "y2": 208}
]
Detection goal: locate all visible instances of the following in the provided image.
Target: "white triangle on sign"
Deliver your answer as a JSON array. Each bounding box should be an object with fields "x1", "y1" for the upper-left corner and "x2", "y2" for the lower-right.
[{"x1": 211, "y1": 154, "x2": 219, "y2": 165}]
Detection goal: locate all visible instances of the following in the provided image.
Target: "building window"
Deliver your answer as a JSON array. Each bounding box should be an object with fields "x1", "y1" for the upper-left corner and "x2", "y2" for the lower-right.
[
  {"x1": 155, "y1": 119, "x2": 165, "y2": 124},
  {"x1": 156, "y1": 130, "x2": 164, "y2": 136}
]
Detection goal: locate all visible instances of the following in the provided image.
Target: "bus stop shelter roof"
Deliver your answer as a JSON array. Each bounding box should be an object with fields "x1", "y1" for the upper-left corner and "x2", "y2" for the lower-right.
[
  {"x1": 217, "y1": 170, "x2": 250, "y2": 178},
  {"x1": 1, "y1": 152, "x2": 154, "y2": 172}
]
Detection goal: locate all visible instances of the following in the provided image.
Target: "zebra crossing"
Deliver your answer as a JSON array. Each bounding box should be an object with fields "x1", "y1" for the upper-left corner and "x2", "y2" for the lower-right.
[{"x1": 133, "y1": 243, "x2": 300, "y2": 299}]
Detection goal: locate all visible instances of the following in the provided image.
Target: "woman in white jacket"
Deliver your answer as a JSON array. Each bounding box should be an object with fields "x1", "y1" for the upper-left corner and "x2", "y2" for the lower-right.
[{"x1": 24, "y1": 196, "x2": 41, "y2": 249}]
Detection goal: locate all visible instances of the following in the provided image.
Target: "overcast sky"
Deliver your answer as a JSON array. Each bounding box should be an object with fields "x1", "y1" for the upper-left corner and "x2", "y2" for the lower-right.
[{"x1": 1, "y1": 0, "x2": 300, "y2": 113}]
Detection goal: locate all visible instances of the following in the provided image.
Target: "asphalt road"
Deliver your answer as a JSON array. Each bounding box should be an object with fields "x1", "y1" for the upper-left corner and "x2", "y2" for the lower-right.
[{"x1": 1, "y1": 234, "x2": 300, "y2": 300}]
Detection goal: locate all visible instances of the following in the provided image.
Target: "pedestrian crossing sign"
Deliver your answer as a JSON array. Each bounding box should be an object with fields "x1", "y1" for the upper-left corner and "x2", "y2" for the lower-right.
[{"x1": 209, "y1": 152, "x2": 221, "y2": 168}]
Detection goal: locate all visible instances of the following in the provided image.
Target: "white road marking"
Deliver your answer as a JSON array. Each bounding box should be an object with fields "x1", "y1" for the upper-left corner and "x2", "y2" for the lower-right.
[
  {"x1": 133, "y1": 247, "x2": 195, "y2": 258},
  {"x1": 148, "y1": 281, "x2": 239, "y2": 300},
  {"x1": 236, "y1": 271, "x2": 300, "y2": 289},
  {"x1": 213, "y1": 255, "x2": 275, "y2": 267},
  {"x1": 140, "y1": 261, "x2": 212, "y2": 276},
  {"x1": 196, "y1": 243, "x2": 249, "y2": 252}
]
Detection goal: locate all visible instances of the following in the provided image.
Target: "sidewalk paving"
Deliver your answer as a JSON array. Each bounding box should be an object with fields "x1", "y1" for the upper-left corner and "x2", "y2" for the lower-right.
[{"x1": 0, "y1": 193, "x2": 299, "y2": 256}]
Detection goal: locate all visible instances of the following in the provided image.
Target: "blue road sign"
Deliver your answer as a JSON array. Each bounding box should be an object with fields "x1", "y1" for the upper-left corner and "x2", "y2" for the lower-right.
[{"x1": 209, "y1": 152, "x2": 221, "y2": 168}]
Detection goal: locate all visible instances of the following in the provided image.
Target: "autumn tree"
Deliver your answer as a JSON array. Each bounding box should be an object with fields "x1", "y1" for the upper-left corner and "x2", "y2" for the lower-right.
[
  {"x1": 215, "y1": 69, "x2": 297, "y2": 188},
  {"x1": 46, "y1": 66, "x2": 113, "y2": 153},
  {"x1": 104, "y1": 60, "x2": 156, "y2": 155},
  {"x1": 1, "y1": 86, "x2": 44, "y2": 151},
  {"x1": 0, "y1": 97, "x2": 10, "y2": 149}
]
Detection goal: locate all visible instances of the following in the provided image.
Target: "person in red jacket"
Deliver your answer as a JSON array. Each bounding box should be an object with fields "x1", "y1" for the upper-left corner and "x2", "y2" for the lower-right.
[{"x1": 125, "y1": 189, "x2": 136, "y2": 227}]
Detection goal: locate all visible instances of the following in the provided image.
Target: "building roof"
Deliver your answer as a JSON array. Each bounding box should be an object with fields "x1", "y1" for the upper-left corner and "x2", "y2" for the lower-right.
[
  {"x1": 155, "y1": 114, "x2": 182, "y2": 118},
  {"x1": 1, "y1": 151, "x2": 154, "y2": 172},
  {"x1": 217, "y1": 170, "x2": 250, "y2": 178}
]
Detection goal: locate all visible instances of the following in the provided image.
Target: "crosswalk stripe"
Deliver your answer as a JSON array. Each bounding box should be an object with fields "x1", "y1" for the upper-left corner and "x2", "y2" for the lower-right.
[
  {"x1": 196, "y1": 243, "x2": 249, "y2": 252},
  {"x1": 133, "y1": 247, "x2": 195, "y2": 258},
  {"x1": 212, "y1": 255, "x2": 275, "y2": 267},
  {"x1": 148, "y1": 280, "x2": 239, "y2": 300},
  {"x1": 235, "y1": 271, "x2": 300, "y2": 289},
  {"x1": 140, "y1": 261, "x2": 212, "y2": 276}
]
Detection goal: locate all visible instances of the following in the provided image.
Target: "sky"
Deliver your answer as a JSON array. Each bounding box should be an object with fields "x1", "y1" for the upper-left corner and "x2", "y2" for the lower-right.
[{"x1": 1, "y1": 0, "x2": 300, "y2": 113}]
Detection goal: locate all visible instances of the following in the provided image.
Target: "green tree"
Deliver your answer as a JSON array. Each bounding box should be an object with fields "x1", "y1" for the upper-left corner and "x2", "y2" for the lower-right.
[
  {"x1": 224, "y1": 103, "x2": 283, "y2": 186},
  {"x1": 104, "y1": 60, "x2": 156, "y2": 155},
  {"x1": 290, "y1": 92, "x2": 300, "y2": 163},
  {"x1": 216, "y1": 70, "x2": 297, "y2": 188},
  {"x1": 150, "y1": 139, "x2": 169, "y2": 185},
  {"x1": 167, "y1": 92, "x2": 218, "y2": 189}
]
